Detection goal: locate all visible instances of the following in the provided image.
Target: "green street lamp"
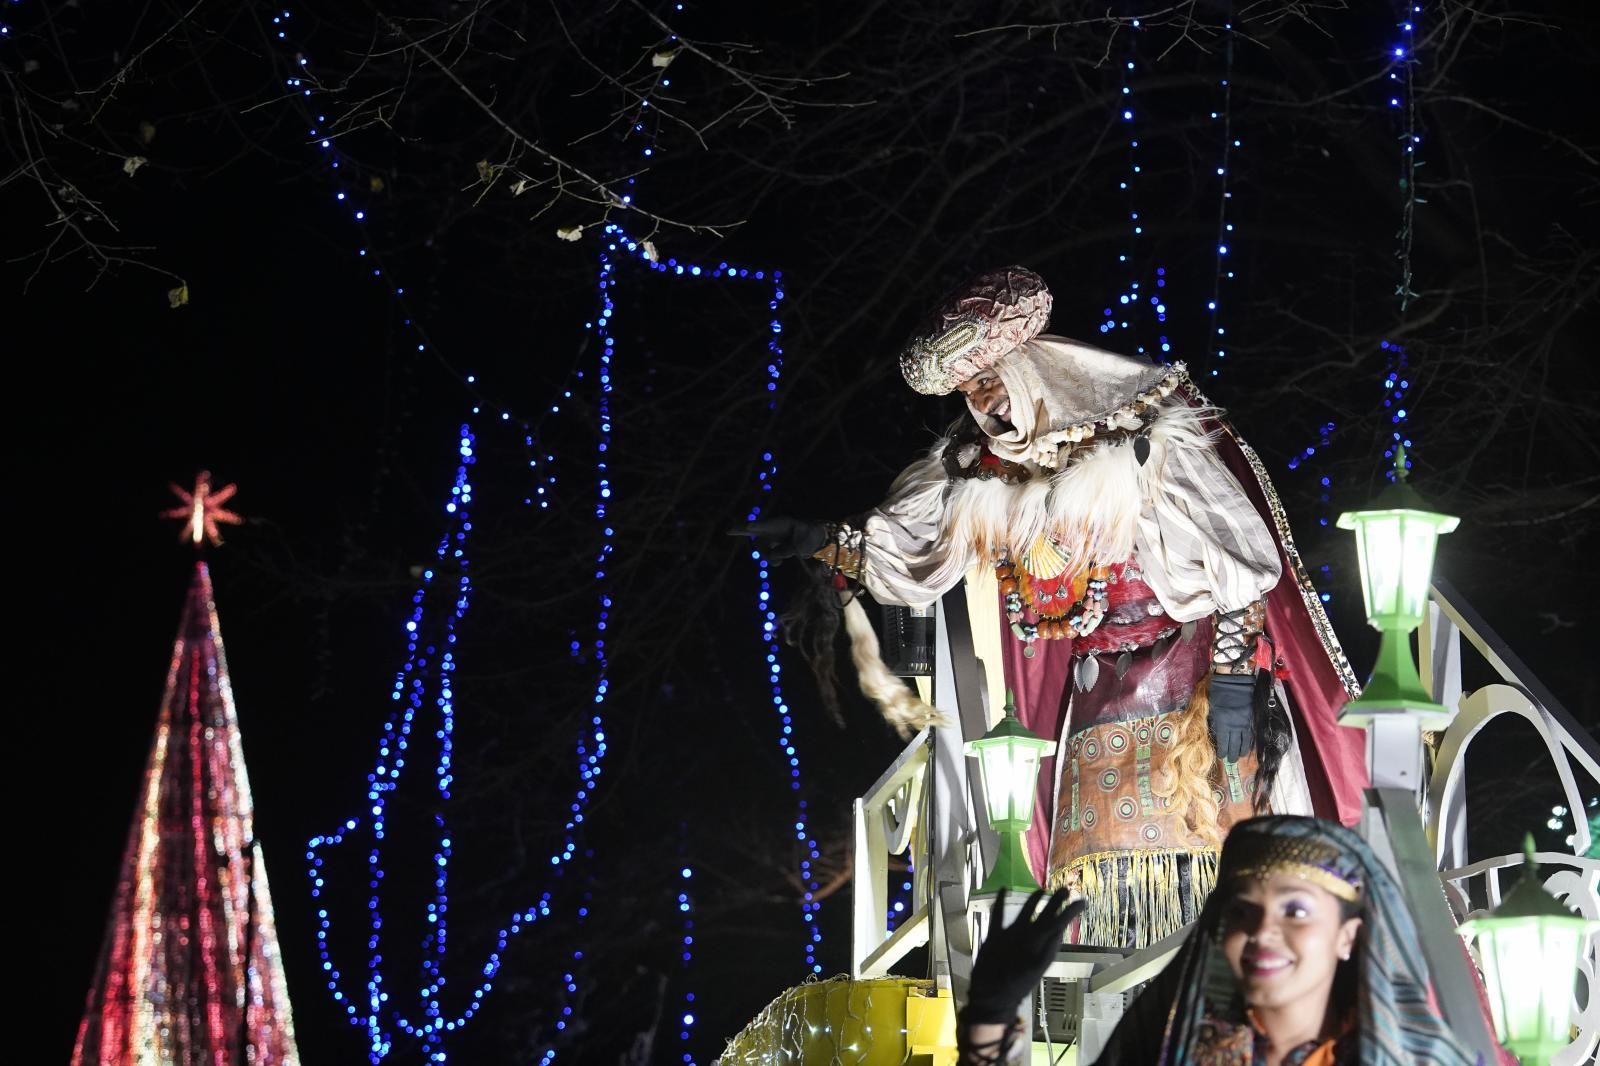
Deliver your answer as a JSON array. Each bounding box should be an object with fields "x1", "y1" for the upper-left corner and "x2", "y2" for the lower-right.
[
  {"x1": 966, "y1": 692, "x2": 1056, "y2": 894},
  {"x1": 1336, "y1": 445, "x2": 1460, "y2": 727},
  {"x1": 1459, "y1": 838, "x2": 1600, "y2": 1066}
]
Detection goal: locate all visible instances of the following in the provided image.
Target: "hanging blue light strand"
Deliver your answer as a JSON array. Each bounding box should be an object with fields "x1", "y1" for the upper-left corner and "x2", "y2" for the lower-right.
[
  {"x1": 1285, "y1": 418, "x2": 1338, "y2": 603},
  {"x1": 1382, "y1": 5, "x2": 1421, "y2": 479},
  {"x1": 676, "y1": 865, "x2": 698, "y2": 1066},
  {"x1": 748, "y1": 282, "x2": 824, "y2": 976},
  {"x1": 1101, "y1": 22, "x2": 1143, "y2": 347},
  {"x1": 594, "y1": 220, "x2": 815, "y2": 975},
  {"x1": 1379, "y1": 340, "x2": 1414, "y2": 476},
  {"x1": 269, "y1": 4, "x2": 594, "y2": 457},
  {"x1": 1098, "y1": 20, "x2": 1171, "y2": 361},
  {"x1": 302, "y1": 427, "x2": 483, "y2": 1062},
  {"x1": 278, "y1": 0, "x2": 813, "y2": 1031},
  {"x1": 1204, "y1": 17, "x2": 1239, "y2": 378},
  {"x1": 281, "y1": 4, "x2": 616, "y2": 1051},
  {"x1": 599, "y1": 4, "x2": 817, "y2": 981},
  {"x1": 1286, "y1": 5, "x2": 1423, "y2": 603},
  {"x1": 303, "y1": 409, "x2": 611, "y2": 1060}
]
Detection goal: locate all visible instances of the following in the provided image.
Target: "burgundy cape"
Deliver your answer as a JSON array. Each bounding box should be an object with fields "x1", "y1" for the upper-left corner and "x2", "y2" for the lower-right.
[{"x1": 1008, "y1": 417, "x2": 1370, "y2": 879}]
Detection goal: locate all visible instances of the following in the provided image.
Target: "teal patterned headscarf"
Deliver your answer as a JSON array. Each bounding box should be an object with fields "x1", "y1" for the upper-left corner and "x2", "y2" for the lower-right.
[{"x1": 1093, "y1": 815, "x2": 1482, "y2": 1066}]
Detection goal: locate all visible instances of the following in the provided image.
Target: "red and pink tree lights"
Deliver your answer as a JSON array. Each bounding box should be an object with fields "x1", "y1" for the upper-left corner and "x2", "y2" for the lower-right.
[{"x1": 71, "y1": 476, "x2": 300, "y2": 1066}]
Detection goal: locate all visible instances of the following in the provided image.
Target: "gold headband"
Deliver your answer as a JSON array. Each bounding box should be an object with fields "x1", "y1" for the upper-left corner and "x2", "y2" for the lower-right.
[{"x1": 1222, "y1": 836, "x2": 1362, "y2": 903}]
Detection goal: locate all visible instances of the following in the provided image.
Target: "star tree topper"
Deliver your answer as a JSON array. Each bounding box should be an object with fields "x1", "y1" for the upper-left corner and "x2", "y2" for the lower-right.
[{"x1": 162, "y1": 471, "x2": 244, "y2": 547}]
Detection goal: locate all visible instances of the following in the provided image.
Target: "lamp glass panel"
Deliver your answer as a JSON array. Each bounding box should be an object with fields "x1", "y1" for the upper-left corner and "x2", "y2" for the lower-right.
[
  {"x1": 1477, "y1": 916, "x2": 1583, "y2": 1056},
  {"x1": 977, "y1": 742, "x2": 1012, "y2": 825},
  {"x1": 1527, "y1": 920, "x2": 1583, "y2": 1051},
  {"x1": 1397, "y1": 514, "x2": 1443, "y2": 624},
  {"x1": 976, "y1": 740, "x2": 1040, "y2": 827},
  {"x1": 1352, "y1": 511, "x2": 1403, "y2": 624},
  {"x1": 1007, "y1": 746, "x2": 1040, "y2": 829}
]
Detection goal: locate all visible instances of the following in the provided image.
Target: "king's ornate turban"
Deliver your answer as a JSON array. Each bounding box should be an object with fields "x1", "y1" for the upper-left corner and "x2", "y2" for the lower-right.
[{"x1": 899, "y1": 266, "x2": 1053, "y2": 395}]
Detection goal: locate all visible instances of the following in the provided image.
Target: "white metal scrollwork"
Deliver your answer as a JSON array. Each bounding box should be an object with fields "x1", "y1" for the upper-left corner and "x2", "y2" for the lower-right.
[{"x1": 1425, "y1": 596, "x2": 1600, "y2": 1066}]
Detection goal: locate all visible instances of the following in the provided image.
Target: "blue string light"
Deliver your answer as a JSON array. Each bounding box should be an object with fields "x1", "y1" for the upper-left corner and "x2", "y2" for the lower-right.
[
  {"x1": 270, "y1": 5, "x2": 598, "y2": 447},
  {"x1": 885, "y1": 857, "x2": 913, "y2": 935},
  {"x1": 1379, "y1": 342, "x2": 1414, "y2": 478},
  {"x1": 1204, "y1": 19, "x2": 1239, "y2": 378},
  {"x1": 1382, "y1": 6, "x2": 1421, "y2": 480},
  {"x1": 276, "y1": 1, "x2": 817, "y2": 1036},
  {"x1": 303, "y1": 407, "x2": 611, "y2": 1060},
  {"x1": 1286, "y1": 419, "x2": 1338, "y2": 603},
  {"x1": 282, "y1": 5, "x2": 616, "y2": 1046},
  {"x1": 745, "y1": 292, "x2": 824, "y2": 975},
  {"x1": 1389, "y1": 6, "x2": 1422, "y2": 314},
  {"x1": 593, "y1": 221, "x2": 817, "y2": 975},
  {"x1": 1098, "y1": 20, "x2": 1170, "y2": 361},
  {"x1": 1102, "y1": 22, "x2": 1142, "y2": 345},
  {"x1": 302, "y1": 427, "x2": 480, "y2": 1062},
  {"x1": 1286, "y1": 6, "x2": 1424, "y2": 600},
  {"x1": 677, "y1": 865, "x2": 698, "y2": 1066}
]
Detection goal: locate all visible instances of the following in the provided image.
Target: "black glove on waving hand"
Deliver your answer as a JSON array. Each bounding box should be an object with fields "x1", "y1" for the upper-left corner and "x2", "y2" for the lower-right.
[
  {"x1": 1207, "y1": 672, "x2": 1257, "y2": 761},
  {"x1": 729, "y1": 517, "x2": 829, "y2": 560},
  {"x1": 964, "y1": 889, "x2": 1086, "y2": 1024}
]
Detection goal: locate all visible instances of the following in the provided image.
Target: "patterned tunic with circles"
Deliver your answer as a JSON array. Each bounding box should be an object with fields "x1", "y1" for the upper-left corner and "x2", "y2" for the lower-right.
[{"x1": 1047, "y1": 562, "x2": 1260, "y2": 886}]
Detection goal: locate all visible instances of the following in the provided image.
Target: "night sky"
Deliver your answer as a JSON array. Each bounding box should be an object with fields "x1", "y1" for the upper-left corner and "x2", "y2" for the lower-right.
[{"x1": 9, "y1": 3, "x2": 1595, "y2": 1064}]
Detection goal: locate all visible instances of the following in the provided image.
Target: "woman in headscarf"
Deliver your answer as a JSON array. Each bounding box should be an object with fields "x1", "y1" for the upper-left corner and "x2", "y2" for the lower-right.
[{"x1": 957, "y1": 815, "x2": 1481, "y2": 1066}]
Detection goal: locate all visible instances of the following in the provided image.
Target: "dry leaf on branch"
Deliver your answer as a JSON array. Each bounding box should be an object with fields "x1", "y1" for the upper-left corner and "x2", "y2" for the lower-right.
[
  {"x1": 167, "y1": 283, "x2": 190, "y2": 309},
  {"x1": 556, "y1": 226, "x2": 583, "y2": 242},
  {"x1": 123, "y1": 156, "x2": 148, "y2": 177}
]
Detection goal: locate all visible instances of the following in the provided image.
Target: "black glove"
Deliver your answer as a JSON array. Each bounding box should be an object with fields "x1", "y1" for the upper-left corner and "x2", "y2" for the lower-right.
[
  {"x1": 964, "y1": 889, "x2": 1086, "y2": 1024},
  {"x1": 1207, "y1": 672, "x2": 1256, "y2": 761},
  {"x1": 728, "y1": 517, "x2": 828, "y2": 560}
]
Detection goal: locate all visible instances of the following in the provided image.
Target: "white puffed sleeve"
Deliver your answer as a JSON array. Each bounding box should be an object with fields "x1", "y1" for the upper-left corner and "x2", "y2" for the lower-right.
[
  {"x1": 848, "y1": 444, "x2": 977, "y2": 609},
  {"x1": 1134, "y1": 440, "x2": 1282, "y2": 621}
]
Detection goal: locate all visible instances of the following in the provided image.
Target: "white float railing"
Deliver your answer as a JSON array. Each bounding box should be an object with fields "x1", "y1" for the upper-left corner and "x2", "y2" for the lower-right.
[
  {"x1": 1441, "y1": 848, "x2": 1599, "y2": 1066},
  {"x1": 847, "y1": 578, "x2": 1598, "y2": 1061},
  {"x1": 1422, "y1": 580, "x2": 1600, "y2": 1066},
  {"x1": 850, "y1": 728, "x2": 933, "y2": 979}
]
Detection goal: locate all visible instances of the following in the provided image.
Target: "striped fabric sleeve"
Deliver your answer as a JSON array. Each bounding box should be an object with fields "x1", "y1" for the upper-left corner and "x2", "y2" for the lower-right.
[{"x1": 1135, "y1": 441, "x2": 1282, "y2": 621}]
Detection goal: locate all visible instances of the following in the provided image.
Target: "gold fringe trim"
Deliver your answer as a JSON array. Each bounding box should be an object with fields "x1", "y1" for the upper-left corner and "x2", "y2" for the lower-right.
[{"x1": 1049, "y1": 848, "x2": 1219, "y2": 949}]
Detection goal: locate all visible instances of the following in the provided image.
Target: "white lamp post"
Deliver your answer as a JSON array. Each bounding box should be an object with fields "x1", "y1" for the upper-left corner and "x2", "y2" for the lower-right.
[
  {"x1": 966, "y1": 691, "x2": 1055, "y2": 894},
  {"x1": 1336, "y1": 445, "x2": 1460, "y2": 790}
]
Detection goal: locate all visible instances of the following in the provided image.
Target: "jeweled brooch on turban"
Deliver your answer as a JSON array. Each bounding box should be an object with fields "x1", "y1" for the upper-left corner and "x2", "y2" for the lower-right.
[{"x1": 899, "y1": 266, "x2": 1053, "y2": 395}]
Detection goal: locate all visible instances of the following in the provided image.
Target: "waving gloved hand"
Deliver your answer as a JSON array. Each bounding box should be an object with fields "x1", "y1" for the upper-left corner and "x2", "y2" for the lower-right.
[
  {"x1": 728, "y1": 517, "x2": 829, "y2": 560},
  {"x1": 964, "y1": 889, "x2": 1086, "y2": 1024},
  {"x1": 1207, "y1": 672, "x2": 1257, "y2": 761}
]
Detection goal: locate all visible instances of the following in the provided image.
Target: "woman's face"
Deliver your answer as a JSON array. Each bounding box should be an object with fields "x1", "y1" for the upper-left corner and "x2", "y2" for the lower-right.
[{"x1": 1219, "y1": 873, "x2": 1362, "y2": 1012}]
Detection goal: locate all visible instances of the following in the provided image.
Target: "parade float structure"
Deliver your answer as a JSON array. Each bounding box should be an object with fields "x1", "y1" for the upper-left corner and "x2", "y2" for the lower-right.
[{"x1": 719, "y1": 460, "x2": 1599, "y2": 1065}]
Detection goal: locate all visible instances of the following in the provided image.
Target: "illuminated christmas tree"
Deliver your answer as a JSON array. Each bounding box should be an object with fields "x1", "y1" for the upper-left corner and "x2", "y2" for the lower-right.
[{"x1": 72, "y1": 475, "x2": 300, "y2": 1066}]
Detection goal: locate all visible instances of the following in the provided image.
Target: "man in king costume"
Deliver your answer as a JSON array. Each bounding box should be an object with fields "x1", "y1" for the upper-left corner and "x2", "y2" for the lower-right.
[{"x1": 751, "y1": 267, "x2": 1370, "y2": 948}]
